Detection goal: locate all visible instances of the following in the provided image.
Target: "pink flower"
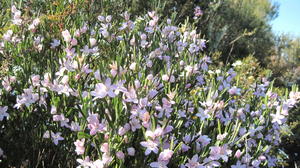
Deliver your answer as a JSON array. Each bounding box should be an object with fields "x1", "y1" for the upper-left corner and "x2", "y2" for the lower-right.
[
  {"x1": 185, "y1": 155, "x2": 200, "y2": 168},
  {"x1": 124, "y1": 87, "x2": 138, "y2": 103},
  {"x1": 1, "y1": 76, "x2": 16, "y2": 91},
  {"x1": 118, "y1": 124, "x2": 130, "y2": 136},
  {"x1": 87, "y1": 113, "x2": 106, "y2": 135},
  {"x1": 3, "y1": 30, "x2": 13, "y2": 41},
  {"x1": 30, "y1": 75, "x2": 40, "y2": 86},
  {"x1": 28, "y1": 18, "x2": 40, "y2": 31},
  {"x1": 62, "y1": 30, "x2": 72, "y2": 42},
  {"x1": 150, "y1": 149, "x2": 173, "y2": 168},
  {"x1": 91, "y1": 78, "x2": 116, "y2": 99},
  {"x1": 52, "y1": 114, "x2": 69, "y2": 128},
  {"x1": 14, "y1": 87, "x2": 39, "y2": 109},
  {"x1": 194, "y1": 6, "x2": 203, "y2": 17},
  {"x1": 43, "y1": 130, "x2": 51, "y2": 139},
  {"x1": 74, "y1": 139, "x2": 85, "y2": 155},
  {"x1": 77, "y1": 156, "x2": 93, "y2": 168},
  {"x1": 71, "y1": 38, "x2": 78, "y2": 46},
  {"x1": 129, "y1": 62, "x2": 137, "y2": 70},
  {"x1": 11, "y1": 6, "x2": 22, "y2": 25},
  {"x1": 145, "y1": 127, "x2": 163, "y2": 140},
  {"x1": 116, "y1": 151, "x2": 125, "y2": 160},
  {"x1": 158, "y1": 149, "x2": 173, "y2": 162},
  {"x1": 234, "y1": 149, "x2": 243, "y2": 159},
  {"x1": 209, "y1": 145, "x2": 232, "y2": 162},
  {"x1": 100, "y1": 143, "x2": 109, "y2": 153},
  {"x1": 89, "y1": 38, "x2": 97, "y2": 46},
  {"x1": 140, "y1": 140, "x2": 159, "y2": 155},
  {"x1": 92, "y1": 154, "x2": 113, "y2": 168},
  {"x1": 92, "y1": 159, "x2": 105, "y2": 168}
]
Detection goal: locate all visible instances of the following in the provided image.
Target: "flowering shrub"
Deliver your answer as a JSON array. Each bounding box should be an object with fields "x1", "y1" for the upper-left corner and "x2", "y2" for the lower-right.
[{"x1": 0, "y1": 4, "x2": 300, "y2": 168}]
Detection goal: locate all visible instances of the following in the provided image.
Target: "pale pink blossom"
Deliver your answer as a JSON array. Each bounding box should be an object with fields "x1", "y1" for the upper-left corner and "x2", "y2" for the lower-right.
[
  {"x1": 87, "y1": 113, "x2": 106, "y2": 135},
  {"x1": 91, "y1": 160, "x2": 104, "y2": 168},
  {"x1": 100, "y1": 143, "x2": 109, "y2": 153},
  {"x1": 62, "y1": 30, "x2": 72, "y2": 42},
  {"x1": 158, "y1": 149, "x2": 173, "y2": 162},
  {"x1": 91, "y1": 78, "x2": 116, "y2": 99},
  {"x1": 209, "y1": 145, "x2": 232, "y2": 162},
  {"x1": 129, "y1": 62, "x2": 137, "y2": 70},
  {"x1": 31, "y1": 74, "x2": 40, "y2": 86},
  {"x1": 74, "y1": 139, "x2": 85, "y2": 155},
  {"x1": 11, "y1": 5, "x2": 22, "y2": 25},
  {"x1": 77, "y1": 156, "x2": 93, "y2": 168},
  {"x1": 150, "y1": 149, "x2": 173, "y2": 168},
  {"x1": 185, "y1": 154, "x2": 200, "y2": 168},
  {"x1": 124, "y1": 87, "x2": 138, "y2": 103},
  {"x1": 28, "y1": 18, "x2": 40, "y2": 31},
  {"x1": 71, "y1": 38, "x2": 78, "y2": 46},
  {"x1": 234, "y1": 149, "x2": 243, "y2": 159},
  {"x1": 89, "y1": 38, "x2": 97, "y2": 46},
  {"x1": 116, "y1": 151, "x2": 125, "y2": 160},
  {"x1": 3, "y1": 30, "x2": 13, "y2": 41}
]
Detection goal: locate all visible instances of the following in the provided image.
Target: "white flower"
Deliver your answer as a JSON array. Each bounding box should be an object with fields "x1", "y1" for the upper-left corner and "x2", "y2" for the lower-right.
[
  {"x1": 77, "y1": 156, "x2": 93, "y2": 168},
  {"x1": 62, "y1": 30, "x2": 72, "y2": 42},
  {"x1": 270, "y1": 112, "x2": 285, "y2": 125},
  {"x1": 232, "y1": 60, "x2": 243, "y2": 67},
  {"x1": 3, "y1": 30, "x2": 13, "y2": 41}
]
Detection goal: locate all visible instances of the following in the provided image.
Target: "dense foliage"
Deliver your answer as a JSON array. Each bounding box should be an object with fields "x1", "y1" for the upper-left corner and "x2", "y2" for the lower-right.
[{"x1": 0, "y1": 0, "x2": 299, "y2": 167}]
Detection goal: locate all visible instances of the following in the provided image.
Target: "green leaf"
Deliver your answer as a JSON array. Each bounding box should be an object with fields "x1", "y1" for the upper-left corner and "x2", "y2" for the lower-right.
[{"x1": 77, "y1": 132, "x2": 91, "y2": 139}]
